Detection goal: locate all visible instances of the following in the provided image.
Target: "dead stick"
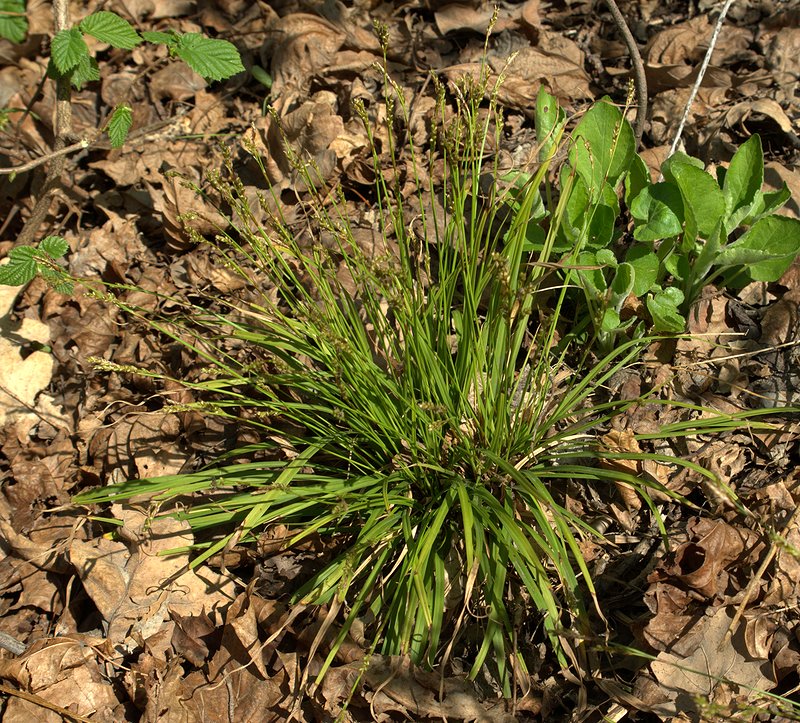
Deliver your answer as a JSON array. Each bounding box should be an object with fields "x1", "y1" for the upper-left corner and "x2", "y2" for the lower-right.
[
  {"x1": 603, "y1": 0, "x2": 648, "y2": 146},
  {"x1": 0, "y1": 138, "x2": 91, "y2": 176},
  {"x1": 724, "y1": 501, "x2": 800, "y2": 646},
  {"x1": 667, "y1": 0, "x2": 736, "y2": 160},
  {"x1": 0, "y1": 682, "x2": 92, "y2": 722},
  {"x1": 0, "y1": 632, "x2": 26, "y2": 656},
  {"x1": 14, "y1": 0, "x2": 72, "y2": 247}
]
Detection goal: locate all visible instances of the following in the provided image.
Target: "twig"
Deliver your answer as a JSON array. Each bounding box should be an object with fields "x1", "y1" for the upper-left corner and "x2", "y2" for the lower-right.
[
  {"x1": 0, "y1": 138, "x2": 90, "y2": 175},
  {"x1": 603, "y1": 0, "x2": 648, "y2": 146},
  {"x1": 0, "y1": 682, "x2": 93, "y2": 722},
  {"x1": 14, "y1": 0, "x2": 72, "y2": 248},
  {"x1": 0, "y1": 631, "x2": 26, "y2": 656},
  {"x1": 724, "y1": 502, "x2": 800, "y2": 647},
  {"x1": 667, "y1": 0, "x2": 736, "y2": 160}
]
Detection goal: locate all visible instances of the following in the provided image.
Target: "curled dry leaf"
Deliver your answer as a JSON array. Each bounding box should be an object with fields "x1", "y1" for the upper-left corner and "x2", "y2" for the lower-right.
[{"x1": 265, "y1": 14, "x2": 345, "y2": 113}]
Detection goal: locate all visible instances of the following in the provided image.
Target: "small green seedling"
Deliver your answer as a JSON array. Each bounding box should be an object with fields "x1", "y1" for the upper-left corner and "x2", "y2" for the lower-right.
[
  {"x1": 0, "y1": 235, "x2": 72, "y2": 294},
  {"x1": 30, "y1": 9, "x2": 244, "y2": 148},
  {"x1": 1, "y1": 4, "x2": 244, "y2": 148}
]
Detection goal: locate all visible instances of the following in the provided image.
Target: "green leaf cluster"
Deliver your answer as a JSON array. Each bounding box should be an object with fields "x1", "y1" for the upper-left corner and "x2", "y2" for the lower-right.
[
  {"x1": 49, "y1": 11, "x2": 244, "y2": 86},
  {"x1": 542, "y1": 97, "x2": 800, "y2": 350},
  {"x1": 4, "y1": 46, "x2": 797, "y2": 700},
  {"x1": 0, "y1": 236, "x2": 72, "y2": 294},
  {"x1": 141, "y1": 30, "x2": 245, "y2": 82},
  {"x1": 44, "y1": 11, "x2": 244, "y2": 147},
  {"x1": 67, "y1": 66, "x2": 795, "y2": 698}
]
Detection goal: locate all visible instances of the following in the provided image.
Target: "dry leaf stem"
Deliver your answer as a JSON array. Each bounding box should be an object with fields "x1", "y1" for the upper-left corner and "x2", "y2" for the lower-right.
[
  {"x1": 604, "y1": 0, "x2": 648, "y2": 145},
  {"x1": 667, "y1": 0, "x2": 736, "y2": 160},
  {"x1": 15, "y1": 0, "x2": 73, "y2": 247}
]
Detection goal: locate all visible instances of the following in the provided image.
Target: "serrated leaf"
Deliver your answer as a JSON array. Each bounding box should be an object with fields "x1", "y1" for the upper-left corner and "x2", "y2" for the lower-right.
[
  {"x1": 107, "y1": 104, "x2": 132, "y2": 148},
  {"x1": 0, "y1": 246, "x2": 39, "y2": 286},
  {"x1": 79, "y1": 11, "x2": 141, "y2": 49},
  {"x1": 141, "y1": 30, "x2": 176, "y2": 45},
  {"x1": 0, "y1": 0, "x2": 27, "y2": 43},
  {"x1": 39, "y1": 236, "x2": 69, "y2": 258},
  {"x1": 51, "y1": 27, "x2": 89, "y2": 73},
  {"x1": 174, "y1": 33, "x2": 244, "y2": 81},
  {"x1": 39, "y1": 267, "x2": 73, "y2": 295},
  {"x1": 68, "y1": 53, "x2": 100, "y2": 89}
]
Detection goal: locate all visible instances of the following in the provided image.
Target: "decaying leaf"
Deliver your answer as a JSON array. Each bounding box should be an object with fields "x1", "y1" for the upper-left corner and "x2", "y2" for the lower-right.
[{"x1": 650, "y1": 607, "x2": 775, "y2": 716}]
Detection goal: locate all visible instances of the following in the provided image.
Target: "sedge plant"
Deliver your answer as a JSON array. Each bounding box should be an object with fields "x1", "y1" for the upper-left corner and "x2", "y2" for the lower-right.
[{"x1": 61, "y1": 25, "x2": 798, "y2": 697}]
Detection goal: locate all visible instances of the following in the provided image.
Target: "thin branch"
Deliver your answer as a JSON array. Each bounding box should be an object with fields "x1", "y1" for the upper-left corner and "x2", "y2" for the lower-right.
[
  {"x1": 603, "y1": 0, "x2": 648, "y2": 146},
  {"x1": 0, "y1": 138, "x2": 90, "y2": 175},
  {"x1": 0, "y1": 682, "x2": 93, "y2": 722},
  {"x1": 14, "y1": 0, "x2": 73, "y2": 247},
  {"x1": 667, "y1": 0, "x2": 736, "y2": 160}
]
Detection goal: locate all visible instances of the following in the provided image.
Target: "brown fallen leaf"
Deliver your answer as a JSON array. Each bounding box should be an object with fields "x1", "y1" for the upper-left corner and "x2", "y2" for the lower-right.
[
  {"x1": 650, "y1": 606, "x2": 775, "y2": 716},
  {"x1": 0, "y1": 635, "x2": 124, "y2": 722},
  {"x1": 68, "y1": 505, "x2": 237, "y2": 653}
]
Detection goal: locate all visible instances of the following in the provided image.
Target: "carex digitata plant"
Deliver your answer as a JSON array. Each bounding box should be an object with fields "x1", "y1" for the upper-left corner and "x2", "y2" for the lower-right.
[{"x1": 72, "y1": 18, "x2": 791, "y2": 696}]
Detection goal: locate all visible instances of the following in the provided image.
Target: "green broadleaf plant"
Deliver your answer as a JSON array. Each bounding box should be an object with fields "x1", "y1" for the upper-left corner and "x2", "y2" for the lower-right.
[
  {"x1": 559, "y1": 113, "x2": 800, "y2": 349},
  {"x1": 2, "y1": 20, "x2": 799, "y2": 700},
  {"x1": 59, "y1": 51, "x2": 796, "y2": 700},
  {"x1": 0, "y1": 236, "x2": 72, "y2": 294},
  {"x1": 44, "y1": 11, "x2": 244, "y2": 147}
]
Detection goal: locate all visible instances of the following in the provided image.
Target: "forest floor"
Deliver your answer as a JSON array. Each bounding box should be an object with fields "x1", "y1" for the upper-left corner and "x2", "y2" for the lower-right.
[{"x1": 1, "y1": 0, "x2": 800, "y2": 721}]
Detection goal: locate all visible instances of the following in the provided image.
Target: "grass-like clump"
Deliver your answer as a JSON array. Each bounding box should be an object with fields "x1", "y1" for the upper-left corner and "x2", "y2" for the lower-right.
[{"x1": 73, "y1": 21, "x2": 795, "y2": 697}]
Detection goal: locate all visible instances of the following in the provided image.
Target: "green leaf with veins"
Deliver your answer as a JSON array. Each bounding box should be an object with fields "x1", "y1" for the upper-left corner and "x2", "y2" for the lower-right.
[
  {"x1": 107, "y1": 104, "x2": 133, "y2": 148},
  {"x1": 38, "y1": 236, "x2": 69, "y2": 258},
  {"x1": 723, "y1": 134, "x2": 763, "y2": 223},
  {"x1": 79, "y1": 11, "x2": 142, "y2": 49},
  {"x1": 716, "y1": 215, "x2": 800, "y2": 287},
  {"x1": 0, "y1": 0, "x2": 27, "y2": 43},
  {"x1": 570, "y1": 98, "x2": 635, "y2": 198},
  {"x1": 51, "y1": 27, "x2": 89, "y2": 73},
  {"x1": 141, "y1": 30, "x2": 176, "y2": 45},
  {"x1": 68, "y1": 54, "x2": 100, "y2": 89},
  {"x1": 647, "y1": 287, "x2": 685, "y2": 333},
  {"x1": 630, "y1": 183, "x2": 683, "y2": 242},
  {"x1": 667, "y1": 161, "x2": 725, "y2": 241},
  {"x1": 174, "y1": 33, "x2": 244, "y2": 81},
  {"x1": 0, "y1": 246, "x2": 38, "y2": 286},
  {"x1": 625, "y1": 244, "x2": 660, "y2": 297}
]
